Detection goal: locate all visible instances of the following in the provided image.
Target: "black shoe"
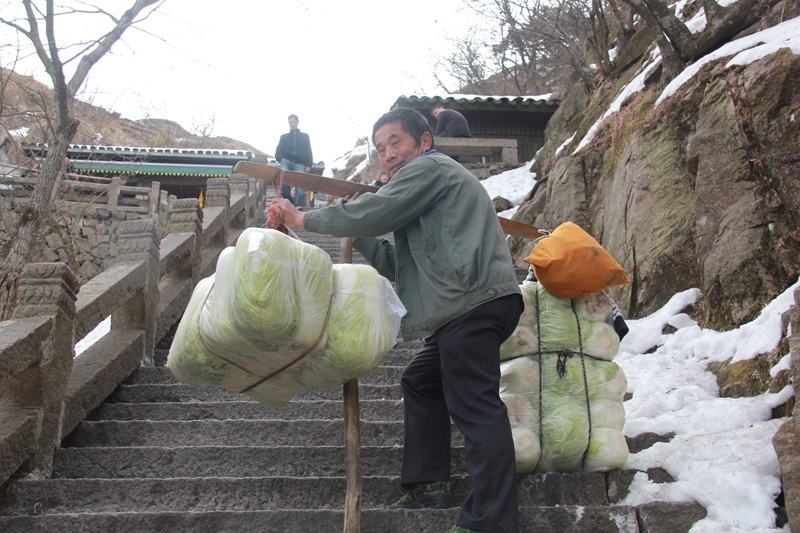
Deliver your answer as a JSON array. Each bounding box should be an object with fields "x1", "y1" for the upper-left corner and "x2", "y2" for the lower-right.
[{"x1": 390, "y1": 481, "x2": 454, "y2": 509}]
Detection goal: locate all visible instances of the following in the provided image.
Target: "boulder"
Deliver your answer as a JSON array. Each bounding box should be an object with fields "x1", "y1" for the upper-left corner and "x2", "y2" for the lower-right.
[{"x1": 492, "y1": 196, "x2": 512, "y2": 213}]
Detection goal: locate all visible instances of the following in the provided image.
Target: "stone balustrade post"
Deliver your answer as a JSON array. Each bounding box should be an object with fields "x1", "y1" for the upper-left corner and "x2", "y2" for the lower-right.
[
  {"x1": 107, "y1": 177, "x2": 121, "y2": 212},
  {"x1": 229, "y1": 174, "x2": 252, "y2": 231},
  {"x1": 112, "y1": 220, "x2": 160, "y2": 366},
  {"x1": 157, "y1": 190, "x2": 170, "y2": 236},
  {"x1": 169, "y1": 198, "x2": 203, "y2": 285},
  {"x1": 148, "y1": 181, "x2": 161, "y2": 218},
  {"x1": 230, "y1": 173, "x2": 252, "y2": 228},
  {"x1": 204, "y1": 177, "x2": 230, "y2": 248},
  {"x1": 9, "y1": 262, "x2": 79, "y2": 477},
  {"x1": 204, "y1": 177, "x2": 230, "y2": 209},
  {"x1": 248, "y1": 176, "x2": 260, "y2": 220}
]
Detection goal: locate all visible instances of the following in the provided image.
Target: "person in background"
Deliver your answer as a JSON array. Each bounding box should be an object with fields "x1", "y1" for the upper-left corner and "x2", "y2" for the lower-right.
[
  {"x1": 314, "y1": 192, "x2": 336, "y2": 208},
  {"x1": 371, "y1": 171, "x2": 390, "y2": 188},
  {"x1": 275, "y1": 113, "x2": 313, "y2": 207},
  {"x1": 431, "y1": 105, "x2": 472, "y2": 138},
  {"x1": 270, "y1": 108, "x2": 523, "y2": 533}
]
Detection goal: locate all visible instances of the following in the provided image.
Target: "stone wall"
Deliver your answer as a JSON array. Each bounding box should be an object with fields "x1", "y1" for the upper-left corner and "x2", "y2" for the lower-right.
[{"x1": 0, "y1": 183, "x2": 172, "y2": 284}]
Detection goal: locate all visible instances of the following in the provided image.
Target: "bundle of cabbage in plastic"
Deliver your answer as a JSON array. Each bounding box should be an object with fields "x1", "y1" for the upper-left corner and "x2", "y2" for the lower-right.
[
  {"x1": 500, "y1": 282, "x2": 620, "y2": 361},
  {"x1": 498, "y1": 282, "x2": 628, "y2": 474},
  {"x1": 167, "y1": 228, "x2": 405, "y2": 406}
]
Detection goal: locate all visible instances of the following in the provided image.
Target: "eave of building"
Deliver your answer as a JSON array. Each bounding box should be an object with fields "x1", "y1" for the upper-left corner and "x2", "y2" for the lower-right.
[
  {"x1": 392, "y1": 93, "x2": 560, "y2": 113},
  {"x1": 72, "y1": 160, "x2": 232, "y2": 177},
  {"x1": 21, "y1": 143, "x2": 253, "y2": 166}
]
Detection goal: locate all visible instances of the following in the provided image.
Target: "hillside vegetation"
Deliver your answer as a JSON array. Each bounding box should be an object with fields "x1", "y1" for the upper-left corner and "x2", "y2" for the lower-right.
[{"x1": 0, "y1": 70, "x2": 267, "y2": 163}]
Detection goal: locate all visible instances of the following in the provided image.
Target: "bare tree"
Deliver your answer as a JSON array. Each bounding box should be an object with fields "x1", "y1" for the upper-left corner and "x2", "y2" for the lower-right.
[
  {"x1": 622, "y1": 0, "x2": 781, "y2": 83},
  {"x1": 605, "y1": 0, "x2": 635, "y2": 59},
  {"x1": 434, "y1": 0, "x2": 635, "y2": 95},
  {"x1": 433, "y1": 30, "x2": 495, "y2": 93},
  {"x1": 0, "y1": 0, "x2": 162, "y2": 320}
]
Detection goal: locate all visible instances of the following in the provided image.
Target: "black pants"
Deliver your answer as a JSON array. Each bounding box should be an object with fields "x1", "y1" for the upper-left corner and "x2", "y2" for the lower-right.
[{"x1": 400, "y1": 294, "x2": 524, "y2": 533}]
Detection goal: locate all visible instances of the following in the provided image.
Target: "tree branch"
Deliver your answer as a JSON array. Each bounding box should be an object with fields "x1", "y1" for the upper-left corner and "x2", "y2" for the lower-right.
[{"x1": 67, "y1": 0, "x2": 162, "y2": 96}]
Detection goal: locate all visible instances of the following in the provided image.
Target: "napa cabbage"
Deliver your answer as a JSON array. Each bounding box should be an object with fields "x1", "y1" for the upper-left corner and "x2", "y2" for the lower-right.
[
  {"x1": 167, "y1": 276, "x2": 259, "y2": 392},
  {"x1": 323, "y1": 264, "x2": 403, "y2": 377},
  {"x1": 502, "y1": 392, "x2": 538, "y2": 429},
  {"x1": 584, "y1": 428, "x2": 629, "y2": 472},
  {"x1": 512, "y1": 427, "x2": 541, "y2": 474},
  {"x1": 537, "y1": 402, "x2": 590, "y2": 472},
  {"x1": 500, "y1": 356, "x2": 540, "y2": 396}
]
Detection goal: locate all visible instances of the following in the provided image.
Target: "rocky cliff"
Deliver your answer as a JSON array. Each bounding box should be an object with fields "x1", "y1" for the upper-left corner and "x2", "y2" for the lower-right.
[{"x1": 509, "y1": 16, "x2": 800, "y2": 331}]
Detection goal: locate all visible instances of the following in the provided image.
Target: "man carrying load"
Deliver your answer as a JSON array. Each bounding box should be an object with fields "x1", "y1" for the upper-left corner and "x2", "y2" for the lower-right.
[{"x1": 271, "y1": 108, "x2": 523, "y2": 533}]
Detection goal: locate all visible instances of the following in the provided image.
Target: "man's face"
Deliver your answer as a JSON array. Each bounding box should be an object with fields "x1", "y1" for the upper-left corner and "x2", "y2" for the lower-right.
[
  {"x1": 432, "y1": 107, "x2": 442, "y2": 119},
  {"x1": 375, "y1": 121, "x2": 432, "y2": 178},
  {"x1": 380, "y1": 173, "x2": 389, "y2": 183},
  {"x1": 288, "y1": 117, "x2": 299, "y2": 130}
]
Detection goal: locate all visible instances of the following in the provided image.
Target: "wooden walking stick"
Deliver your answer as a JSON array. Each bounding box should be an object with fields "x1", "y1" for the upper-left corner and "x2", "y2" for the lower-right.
[{"x1": 341, "y1": 194, "x2": 362, "y2": 533}]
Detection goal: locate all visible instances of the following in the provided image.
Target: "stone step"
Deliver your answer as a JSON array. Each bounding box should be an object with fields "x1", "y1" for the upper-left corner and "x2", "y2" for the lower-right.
[
  {"x1": 388, "y1": 336, "x2": 422, "y2": 347},
  {"x1": 108, "y1": 382, "x2": 402, "y2": 403},
  {"x1": 49, "y1": 446, "x2": 442, "y2": 479},
  {"x1": 0, "y1": 505, "x2": 650, "y2": 533},
  {"x1": 0, "y1": 472, "x2": 616, "y2": 515},
  {"x1": 88, "y1": 399, "x2": 404, "y2": 422},
  {"x1": 63, "y1": 420, "x2": 451, "y2": 448},
  {"x1": 126, "y1": 365, "x2": 405, "y2": 387}
]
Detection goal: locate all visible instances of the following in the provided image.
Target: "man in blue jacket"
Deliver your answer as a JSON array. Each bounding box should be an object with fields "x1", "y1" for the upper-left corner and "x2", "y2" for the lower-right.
[
  {"x1": 272, "y1": 108, "x2": 522, "y2": 533},
  {"x1": 275, "y1": 114, "x2": 313, "y2": 207}
]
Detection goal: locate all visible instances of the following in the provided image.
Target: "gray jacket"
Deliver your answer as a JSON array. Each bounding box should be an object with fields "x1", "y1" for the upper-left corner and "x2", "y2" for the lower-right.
[{"x1": 303, "y1": 152, "x2": 520, "y2": 340}]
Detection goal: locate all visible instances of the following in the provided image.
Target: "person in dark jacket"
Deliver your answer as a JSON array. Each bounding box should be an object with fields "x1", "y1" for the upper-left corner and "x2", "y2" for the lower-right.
[
  {"x1": 270, "y1": 108, "x2": 523, "y2": 533},
  {"x1": 371, "y1": 171, "x2": 389, "y2": 188},
  {"x1": 431, "y1": 105, "x2": 472, "y2": 138},
  {"x1": 275, "y1": 114, "x2": 313, "y2": 207}
]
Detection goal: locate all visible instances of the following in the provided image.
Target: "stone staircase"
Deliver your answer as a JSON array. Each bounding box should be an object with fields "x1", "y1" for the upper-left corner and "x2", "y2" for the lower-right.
[{"x1": 0, "y1": 228, "x2": 707, "y2": 532}]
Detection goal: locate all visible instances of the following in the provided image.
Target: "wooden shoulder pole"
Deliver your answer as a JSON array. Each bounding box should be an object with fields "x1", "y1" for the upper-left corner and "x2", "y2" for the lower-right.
[{"x1": 341, "y1": 234, "x2": 362, "y2": 533}]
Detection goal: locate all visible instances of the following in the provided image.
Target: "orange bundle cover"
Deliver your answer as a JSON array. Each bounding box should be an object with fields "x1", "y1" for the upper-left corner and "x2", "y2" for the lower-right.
[{"x1": 523, "y1": 222, "x2": 629, "y2": 298}]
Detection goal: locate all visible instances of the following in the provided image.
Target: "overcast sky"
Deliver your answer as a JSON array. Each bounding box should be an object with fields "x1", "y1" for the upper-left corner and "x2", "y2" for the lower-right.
[{"x1": 1, "y1": 0, "x2": 480, "y2": 167}]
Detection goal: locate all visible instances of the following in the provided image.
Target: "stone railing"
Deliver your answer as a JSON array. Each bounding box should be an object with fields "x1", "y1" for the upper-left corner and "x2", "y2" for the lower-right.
[
  {"x1": 0, "y1": 174, "x2": 266, "y2": 486},
  {"x1": 2, "y1": 173, "x2": 171, "y2": 223},
  {"x1": 434, "y1": 137, "x2": 519, "y2": 164}
]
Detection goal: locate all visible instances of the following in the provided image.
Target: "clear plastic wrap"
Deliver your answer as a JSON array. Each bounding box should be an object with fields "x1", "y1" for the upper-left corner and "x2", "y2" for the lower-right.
[
  {"x1": 323, "y1": 264, "x2": 404, "y2": 376},
  {"x1": 166, "y1": 276, "x2": 261, "y2": 392},
  {"x1": 501, "y1": 283, "x2": 620, "y2": 362},
  {"x1": 245, "y1": 263, "x2": 406, "y2": 406},
  {"x1": 167, "y1": 228, "x2": 406, "y2": 407},
  {"x1": 498, "y1": 282, "x2": 629, "y2": 474}
]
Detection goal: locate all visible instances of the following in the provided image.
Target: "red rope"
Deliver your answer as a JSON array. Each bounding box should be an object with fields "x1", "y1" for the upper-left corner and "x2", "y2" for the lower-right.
[{"x1": 265, "y1": 168, "x2": 299, "y2": 239}]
